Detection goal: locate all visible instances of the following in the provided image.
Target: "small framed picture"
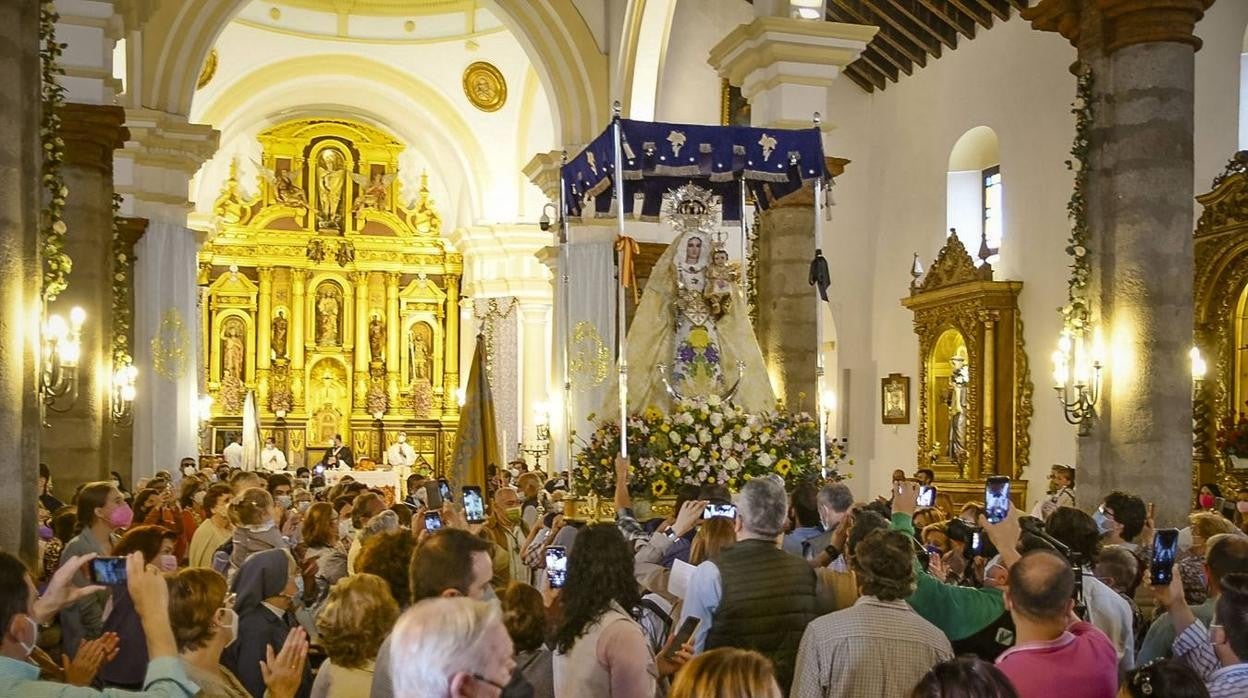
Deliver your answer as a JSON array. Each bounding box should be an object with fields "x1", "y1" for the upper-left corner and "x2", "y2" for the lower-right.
[{"x1": 881, "y1": 373, "x2": 910, "y2": 425}]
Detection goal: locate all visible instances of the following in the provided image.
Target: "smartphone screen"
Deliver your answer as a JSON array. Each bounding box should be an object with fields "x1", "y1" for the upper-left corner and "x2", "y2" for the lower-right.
[
  {"x1": 313, "y1": 464, "x2": 325, "y2": 476},
  {"x1": 967, "y1": 530, "x2": 983, "y2": 557},
  {"x1": 545, "y1": 546, "x2": 567, "y2": 589},
  {"x1": 424, "y1": 481, "x2": 443, "y2": 510},
  {"x1": 985, "y1": 476, "x2": 1011, "y2": 524},
  {"x1": 463, "y1": 486, "x2": 486, "y2": 523},
  {"x1": 439, "y1": 479, "x2": 452, "y2": 503},
  {"x1": 1151, "y1": 528, "x2": 1180, "y2": 586},
  {"x1": 665, "y1": 616, "x2": 701, "y2": 659},
  {"x1": 424, "y1": 510, "x2": 443, "y2": 532},
  {"x1": 702, "y1": 501, "x2": 737, "y2": 520},
  {"x1": 89, "y1": 556, "x2": 128, "y2": 585},
  {"x1": 917, "y1": 486, "x2": 936, "y2": 508}
]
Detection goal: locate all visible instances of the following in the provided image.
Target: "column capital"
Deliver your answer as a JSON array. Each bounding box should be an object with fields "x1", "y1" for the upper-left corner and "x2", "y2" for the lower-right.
[
  {"x1": 522, "y1": 150, "x2": 567, "y2": 203},
  {"x1": 61, "y1": 103, "x2": 127, "y2": 173},
  {"x1": 386, "y1": 271, "x2": 401, "y2": 289},
  {"x1": 257, "y1": 266, "x2": 273, "y2": 282},
  {"x1": 115, "y1": 216, "x2": 147, "y2": 257},
  {"x1": 1024, "y1": 0, "x2": 1215, "y2": 53},
  {"x1": 350, "y1": 270, "x2": 369, "y2": 286},
  {"x1": 114, "y1": 108, "x2": 219, "y2": 222}
]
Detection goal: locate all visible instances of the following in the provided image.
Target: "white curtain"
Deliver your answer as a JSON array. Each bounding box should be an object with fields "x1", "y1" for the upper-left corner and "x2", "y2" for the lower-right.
[
  {"x1": 132, "y1": 220, "x2": 200, "y2": 479},
  {"x1": 550, "y1": 237, "x2": 617, "y2": 475}
]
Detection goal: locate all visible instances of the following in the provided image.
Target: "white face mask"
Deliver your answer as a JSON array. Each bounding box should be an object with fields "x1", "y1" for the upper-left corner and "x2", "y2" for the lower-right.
[
  {"x1": 216, "y1": 607, "x2": 239, "y2": 647},
  {"x1": 296, "y1": 500, "x2": 311, "y2": 513},
  {"x1": 193, "y1": 490, "x2": 206, "y2": 505},
  {"x1": 339, "y1": 520, "x2": 352, "y2": 538},
  {"x1": 275, "y1": 495, "x2": 293, "y2": 510},
  {"x1": 17, "y1": 615, "x2": 37, "y2": 656},
  {"x1": 249, "y1": 520, "x2": 276, "y2": 533}
]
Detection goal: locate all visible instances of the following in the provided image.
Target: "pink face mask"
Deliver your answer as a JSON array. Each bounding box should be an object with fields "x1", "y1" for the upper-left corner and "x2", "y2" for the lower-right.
[
  {"x1": 1237, "y1": 501, "x2": 1248, "y2": 514},
  {"x1": 156, "y1": 554, "x2": 178, "y2": 572},
  {"x1": 107, "y1": 502, "x2": 134, "y2": 529},
  {"x1": 1199, "y1": 494, "x2": 1216, "y2": 510}
]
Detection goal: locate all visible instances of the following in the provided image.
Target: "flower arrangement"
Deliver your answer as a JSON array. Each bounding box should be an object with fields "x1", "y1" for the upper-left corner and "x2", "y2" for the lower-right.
[
  {"x1": 40, "y1": 1, "x2": 71, "y2": 302},
  {"x1": 1059, "y1": 69, "x2": 1094, "y2": 336},
  {"x1": 573, "y1": 396, "x2": 837, "y2": 498},
  {"x1": 1216, "y1": 404, "x2": 1248, "y2": 458}
]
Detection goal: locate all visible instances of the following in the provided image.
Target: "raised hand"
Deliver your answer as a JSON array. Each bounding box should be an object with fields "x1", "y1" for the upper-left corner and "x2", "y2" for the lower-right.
[
  {"x1": 260, "y1": 627, "x2": 309, "y2": 698},
  {"x1": 63, "y1": 632, "x2": 119, "y2": 686},
  {"x1": 671, "y1": 500, "x2": 709, "y2": 538},
  {"x1": 980, "y1": 504, "x2": 1022, "y2": 568},
  {"x1": 33, "y1": 554, "x2": 106, "y2": 623},
  {"x1": 656, "y1": 634, "x2": 695, "y2": 677},
  {"x1": 893, "y1": 481, "x2": 920, "y2": 516}
]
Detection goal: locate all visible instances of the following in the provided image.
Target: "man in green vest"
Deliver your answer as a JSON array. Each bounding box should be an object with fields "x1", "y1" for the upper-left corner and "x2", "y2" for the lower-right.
[{"x1": 680, "y1": 475, "x2": 822, "y2": 691}]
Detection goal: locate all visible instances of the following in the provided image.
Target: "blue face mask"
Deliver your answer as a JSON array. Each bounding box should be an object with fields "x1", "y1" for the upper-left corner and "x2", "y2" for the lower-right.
[{"x1": 1092, "y1": 509, "x2": 1113, "y2": 535}]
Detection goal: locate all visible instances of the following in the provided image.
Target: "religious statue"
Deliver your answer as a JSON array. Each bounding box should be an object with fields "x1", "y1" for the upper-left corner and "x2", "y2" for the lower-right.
[
  {"x1": 222, "y1": 320, "x2": 245, "y2": 379},
  {"x1": 943, "y1": 347, "x2": 969, "y2": 463},
  {"x1": 316, "y1": 286, "x2": 341, "y2": 345},
  {"x1": 408, "y1": 324, "x2": 431, "y2": 381},
  {"x1": 256, "y1": 160, "x2": 308, "y2": 208},
  {"x1": 368, "y1": 314, "x2": 385, "y2": 362},
  {"x1": 316, "y1": 147, "x2": 347, "y2": 232},
  {"x1": 271, "y1": 309, "x2": 288, "y2": 359},
  {"x1": 351, "y1": 171, "x2": 397, "y2": 212},
  {"x1": 615, "y1": 184, "x2": 775, "y2": 412}
]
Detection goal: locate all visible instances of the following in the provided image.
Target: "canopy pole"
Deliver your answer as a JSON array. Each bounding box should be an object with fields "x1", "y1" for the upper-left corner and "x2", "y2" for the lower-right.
[
  {"x1": 558, "y1": 151, "x2": 573, "y2": 486},
  {"x1": 612, "y1": 102, "x2": 629, "y2": 460},
  {"x1": 812, "y1": 112, "x2": 828, "y2": 478},
  {"x1": 739, "y1": 177, "x2": 749, "y2": 311}
]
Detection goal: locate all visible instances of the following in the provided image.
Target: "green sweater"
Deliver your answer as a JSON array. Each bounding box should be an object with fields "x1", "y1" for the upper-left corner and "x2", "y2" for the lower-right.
[{"x1": 892, "y1": 512, "x2": 1006, "y2": 641}]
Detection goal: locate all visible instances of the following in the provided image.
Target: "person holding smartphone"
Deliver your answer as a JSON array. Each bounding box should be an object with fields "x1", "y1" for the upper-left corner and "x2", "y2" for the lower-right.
[{"x1": 481, "y1": 486, "x2": 526, "y2": 587}]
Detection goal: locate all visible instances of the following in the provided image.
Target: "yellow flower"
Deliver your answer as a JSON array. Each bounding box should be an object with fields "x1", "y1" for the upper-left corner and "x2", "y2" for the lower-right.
[
  {"x1": 688, "y1": 326, "x2": 710, "y2": 350},
  {"x1": 652, "y1": 480, "x2": 668, "y2": 497},
  {"x1": 774, "y1": 459, "x2": 792, "y2": 476},
  {"x1": 661, "y1": 424, "x2": 671, "y2": 433}
]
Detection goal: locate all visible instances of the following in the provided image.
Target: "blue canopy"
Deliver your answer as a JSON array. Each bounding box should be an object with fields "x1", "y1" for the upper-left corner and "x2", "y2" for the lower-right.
[{"x1": 561, "y1": 118, "x2": 828, "y2": 224}]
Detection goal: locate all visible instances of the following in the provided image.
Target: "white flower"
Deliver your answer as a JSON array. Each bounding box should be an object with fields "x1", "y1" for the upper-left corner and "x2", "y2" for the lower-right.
[
  {"x1": 670, "y1": 431, "x2": 682, "y2": 444},
  {"x1": 759, "y1": 431, "x2": 771, "y2": 445},
  {"x1": 707, "y1": 394, "x2": 722, "y2": 407},
  {"x1": 719, "y1": 434, "x2": 734, "y2": 450},
  {"x1": 676, "y1": 412, "x2": 694, "y2": 426},
  {"x1": 757, "y1": 452, "x2": 774, "y2": 467},
  {"x1": 688, "y1": 447, "x2": 702, "y2": 462},
  {"x1": 739, "y1": 427, "x2": 753, "y2": 441},
  {"x1": 709, "y1": 412, "x2": 723, "y2": 428},
  {"x1": 698, "y1": 429, "x2": 711, "y2": 444},
  {"x1": 724, "y1": 456, "x2": 741, "y2": 472}
]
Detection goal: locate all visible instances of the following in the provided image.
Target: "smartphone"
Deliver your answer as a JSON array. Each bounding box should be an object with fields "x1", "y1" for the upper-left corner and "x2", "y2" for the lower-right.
[
  {"x1": 313, "y1": 464, "x2": 325, "y2": 477},
  {"x1": 463, "y1": 486, "x2": 486, "y2": 524},
  {"x1": 917, "y1": 485, "x2": 936, "y2": 508},
  {"x1": 966, "y1": 530, "x2": 984, "y2": 558},
  {"x1": 545, "y1": 546, "x2": 567, "y2": 589},
  {"x1": 985, "y1": 476, "x2": 1011, "y2": 524},
  {"x1": 438, "y1": 478, "x2": 452, "y2": 503},
  {"x1": 665, "y1": 616, "x2": 701, "y2": 659},
  {"x1": 89, "y1": 556, "x2": 128, "y2": 585},
  {"x1": 423, "y1": 481, "x2": 444, "y2": 509},
  {"x1": 1151, "y1": 528, "x2": 1180, "y2": 586},
  {"x1": 424, "y1": 510, "x2": 443, "y2": 532},
  {"x1": 702, "y1": 501, "x2": 737, "y2": 520}
]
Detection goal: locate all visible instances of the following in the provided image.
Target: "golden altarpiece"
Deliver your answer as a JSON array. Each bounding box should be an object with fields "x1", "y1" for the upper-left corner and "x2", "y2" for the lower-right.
[
  {"x1": 902, "y1": 232, "x2": 1032, "y2": 506},
  {"x1": 198, "y1": 118, "x2": 461, "y2": 471},
  {"x1": 1194, "y1": 152, "x2": 1248, "y2": 493}
]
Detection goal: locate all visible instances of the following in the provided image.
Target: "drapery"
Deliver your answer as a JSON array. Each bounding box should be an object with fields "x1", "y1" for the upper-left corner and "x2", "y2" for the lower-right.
[{"x1": 132, "y1": 220, "x2": 200, "y2": 479}]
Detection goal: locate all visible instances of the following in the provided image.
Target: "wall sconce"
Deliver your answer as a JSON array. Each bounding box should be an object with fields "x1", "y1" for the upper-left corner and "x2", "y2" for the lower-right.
[
  {"x1": 40, "y1": 306, "x2": 85, "y2": 422},
  {"x1": 111, "y1": 362, "x2": 137, "y2": 425},
  {"x1": 1051, "y1": 330, "x2": 1102, "y2": 436},
  {"x1": 1192, "y1": 346, "x2": 1211, "y2": 461},
  {"x1": 789, "y1": 0, "x2": 826, "y2": 20}
]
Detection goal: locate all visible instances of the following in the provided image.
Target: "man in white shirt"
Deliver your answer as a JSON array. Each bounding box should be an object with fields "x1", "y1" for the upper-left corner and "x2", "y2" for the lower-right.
[
  {"x1": 222, "y1": 434, "x2": 244, "y2": 469},
  {"x1": 386, "y1": 432, "x2": 417, "y2": 470},
  {"x1": 260, "y1": 438, "x2": 287, "y2": 471}
]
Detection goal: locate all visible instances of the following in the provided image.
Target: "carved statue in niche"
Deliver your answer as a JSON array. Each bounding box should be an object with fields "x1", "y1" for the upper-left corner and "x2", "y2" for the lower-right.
[
  {"x1": 369, "y1": 314, "x2": 385, "y2": 362},
  {"x1": 351, "y1": 171, "x2": 396, "y2": 212},
  {"x1": 943, "y1": 346, "x2": 970, "y2": 463},
  {"x1": 272, "y1": 309, "x2": 288, "y2": 359},
  {"x1": 316, "y1": 147, "x2": 347, "y2": 233},
  {"x1": 256, "y1": 160, "x2": 308, "y2": 208},
  {"x1": 408, "y1": 322, "x2": 433, "y2": 382},
  {"x1": 221, "y1": 317, "x2": 246, "y2": 379},
  {"x1": 316, "y1": 284, "x2": 342, "y2": 345}
]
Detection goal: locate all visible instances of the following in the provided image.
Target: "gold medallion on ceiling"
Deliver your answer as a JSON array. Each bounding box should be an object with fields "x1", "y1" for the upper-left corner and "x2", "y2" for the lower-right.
[
  {"x1": 196, "y1": 49, "x2": 218, "y2": 90},
  {"x1": 462, "y1": 61, "x2": 506, "y2": 113}
]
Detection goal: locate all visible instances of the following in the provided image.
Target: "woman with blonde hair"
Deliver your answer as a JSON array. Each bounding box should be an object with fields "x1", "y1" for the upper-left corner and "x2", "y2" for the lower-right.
[
  {"x1": 311, "y1": 573, "x2": 399, "y2": 697},
  {"x1": 690, "y1": 517, "x2": 736, "y2": 566},
  {"x1": 669, "y1": 648, "x2": 781, "y2": 698}
]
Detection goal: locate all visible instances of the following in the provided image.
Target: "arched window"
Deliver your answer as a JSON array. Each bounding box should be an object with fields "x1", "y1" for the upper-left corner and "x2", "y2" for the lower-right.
[{"x1": 947, "y1": 126, "x2": 1001, "y2": 266}]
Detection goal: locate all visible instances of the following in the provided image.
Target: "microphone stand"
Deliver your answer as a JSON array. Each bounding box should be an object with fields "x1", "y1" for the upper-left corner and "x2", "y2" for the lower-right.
[{"x1": 1018, "y1": 517, "x2": 1088, "y2": 620}]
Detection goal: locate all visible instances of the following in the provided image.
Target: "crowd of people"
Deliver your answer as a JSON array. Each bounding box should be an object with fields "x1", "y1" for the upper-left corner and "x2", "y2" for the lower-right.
[{"x1": 5, "y1": 458, "x2": 1248, "y2": 697}]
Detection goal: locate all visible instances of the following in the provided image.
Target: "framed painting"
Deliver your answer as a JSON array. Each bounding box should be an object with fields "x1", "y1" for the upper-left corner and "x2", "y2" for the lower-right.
[
  {"x1": 720, "y1": 79, "x2": 750, "y2": 127},
  {"x1": 882, "y1": 373, "x2": 910, "y2": 425}
]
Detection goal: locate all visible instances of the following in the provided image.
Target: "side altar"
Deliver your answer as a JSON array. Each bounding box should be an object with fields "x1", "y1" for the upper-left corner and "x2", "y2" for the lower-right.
[{"x1": 198, "y1": 118, "x2": 461, "y2": 471}]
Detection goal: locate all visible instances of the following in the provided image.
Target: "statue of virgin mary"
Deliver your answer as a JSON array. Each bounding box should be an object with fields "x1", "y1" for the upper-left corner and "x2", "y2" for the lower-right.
[{"x1": 618, "y1": 184, "x2": 775, "y2": 413}]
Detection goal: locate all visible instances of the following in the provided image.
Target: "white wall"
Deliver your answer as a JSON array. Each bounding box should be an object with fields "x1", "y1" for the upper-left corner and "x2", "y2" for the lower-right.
[{"x1": 654, "y1": 0, "x2": 753, "y2": 125}]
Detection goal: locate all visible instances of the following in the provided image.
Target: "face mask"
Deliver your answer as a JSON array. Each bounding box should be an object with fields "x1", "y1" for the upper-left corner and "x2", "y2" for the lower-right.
[
  {"x1": 1092, "y1": 509, "x2": 1113, "y2": 536},
  {"x1": 1199, "y1": 494, "x2": 1215, "y2": 509},
  {"x1": 193, "y1": 491, "x2": 206, "y2": 505},
  {"x1": 249, "y1": 520, "x2": 276, "y2": 533},
  {"x1": 216, "y1": 607, "x2": 239, "y2": 647},
  {"x1": 17, "y1": 615, "x2": 37, "y2": 657},
  {"x1": 37, "y1": 524, "x2": 53, "y2": 541},
  {"x1": 339, "y1": 520, "x2": 352, "y2": 538},
  {"x1": 157, "y1": 554, "x2": 178, "y2": 572},
  {"x1": 297, "y1": 500, "x2": 311, "y2": 513},
  {"x1": 505, "y1": 506, "x2": 523, "y2": 525},
  {"x1": 183, "y1": 466, "x2": 196, "y2": 476},
  {"x1": 275, "y1": 495, "x2": 292, "y2": 510},
  {"x1": 107, "y1": 503, "x2": 134, "y2": 529}
]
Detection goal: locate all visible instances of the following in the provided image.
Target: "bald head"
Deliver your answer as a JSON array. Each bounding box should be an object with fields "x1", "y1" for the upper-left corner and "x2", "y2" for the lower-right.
[{"x1": 1007, "y1": 549, "x2": 1074, "y2": 622}]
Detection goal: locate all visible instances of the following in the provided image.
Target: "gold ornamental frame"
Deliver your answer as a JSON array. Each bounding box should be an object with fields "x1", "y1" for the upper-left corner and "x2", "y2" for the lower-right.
[
  {"x1": 902, "y1": 232, "x2": 1033, "y2": 506},
  {"x1": 463, "y1": 61, "x2": 507, "y2": 112}
]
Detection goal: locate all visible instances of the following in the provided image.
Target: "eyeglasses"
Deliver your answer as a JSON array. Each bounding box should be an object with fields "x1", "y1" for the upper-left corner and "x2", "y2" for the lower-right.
[{"x1": 470, "y1": 673, "x2": 507, "y2": 691}]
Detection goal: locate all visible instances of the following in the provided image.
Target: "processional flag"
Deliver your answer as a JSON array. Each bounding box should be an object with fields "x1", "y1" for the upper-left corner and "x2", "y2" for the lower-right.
[{"x1": 450, "y1": 336, "x2": 499, "y2": 490}]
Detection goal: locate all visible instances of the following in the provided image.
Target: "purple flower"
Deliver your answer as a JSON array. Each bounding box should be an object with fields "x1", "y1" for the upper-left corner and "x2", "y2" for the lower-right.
[
  {"x1": 705, "y1": 346, "x2": 720, "y2": 364},
  {"x1": 678, "y1": 345, "x2": 696, "y2": 363}
]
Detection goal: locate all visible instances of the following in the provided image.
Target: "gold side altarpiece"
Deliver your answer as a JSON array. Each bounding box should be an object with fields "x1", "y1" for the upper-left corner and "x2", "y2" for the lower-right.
[
  {"x1": 902, "y1": 233, "x2": 1032, "y2": 507},
  {"x1": 199, "y1": 118, "x2": 461, "y2": 472},
  {"x1": 1194, "y1": 152, "x2": 1248, "y2": 494}
]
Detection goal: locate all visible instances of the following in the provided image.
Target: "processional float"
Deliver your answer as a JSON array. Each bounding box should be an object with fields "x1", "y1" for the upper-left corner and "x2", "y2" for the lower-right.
[{"x1": 558, "y1": 104, "x2": 835, "y2": 486}]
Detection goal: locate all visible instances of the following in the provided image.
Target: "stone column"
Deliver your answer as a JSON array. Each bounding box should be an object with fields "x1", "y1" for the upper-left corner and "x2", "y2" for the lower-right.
[
  {"x1": 352, "y1": 271, "x2": 370, "y2": 408},
  {"x1": 0, "y1": 0, "x2": 46, "y2": 563},
  {"x1": 256, "y1": 267, "x2": 272, "y2": 408},
  {"x1": 1024, "y1": 0, "x2": 1214, "y2": 524},
  {"x1": 385, "y1": 273, "x2": 401, "y2": 407},
  {"x1": 42, "y1": 102, "x2": 127, "y2": 493},
  {"x1": 520, "y1": 303, "x2": 551, "y2": 443},
  {"x1": 444, "y1": 275, "x2": 462, "y2": 417},
  {"x1": 110, "y1": 216, "x2": 147, "y2": 478}
]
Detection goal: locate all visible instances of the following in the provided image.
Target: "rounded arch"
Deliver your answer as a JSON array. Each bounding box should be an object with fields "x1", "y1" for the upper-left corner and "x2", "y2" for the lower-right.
[
  {"x1": 948, "y1": 125, "x2": 1000, "y2": 172},
  {"x1": 947, "y1": 125, "x2": 1002, "y2": 266},
  {"x1": 135, "y1": 0, "x2": 606, "y2": 143},
  {"x1": 617, "y1": 0, "x2": 679, "y2": 120}
]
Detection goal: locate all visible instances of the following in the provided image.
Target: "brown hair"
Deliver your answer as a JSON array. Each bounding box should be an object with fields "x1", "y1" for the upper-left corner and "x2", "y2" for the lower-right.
[
  {"x1": 76, "y1": 481, "x2": 116, "y2": 528},
  {"x1": 853, "y1": 529, "x2": 917, "y2": 601},
  {"x1": 350, "y1": 492, "x2": 384, "y2": 529},
  {"x1": 669, "y1": 648, "x2": 782, "y2": 698},
  {"x1": 114, "y1": 525, "x2": 176, "y2": 564},
  {"x1": 168, "y1": 568, "x2": 229, "y2": 652},
  {"x1": 408, "y1": 528, "x2": 492, "y2": 603},
  {"x1": 690, "y1": 517, "x2": 736, "y2": 566},
  {"x1": 499, "y1": 581, "x2": 546, "y2": 652},
  {"x1": 302, "y1": 502, "x2": 339, "y2": 548},
  {"x1": 203, "y1": 483, "x2": 233, "y2": 516},
  {"x1": 315, "y1": 573, "x2": 399, "y2": 669},
  {"x1": 356, "y1": 529, "x2": 418, "y2": 608},
  {"x1": 911, "y1": 657, "x2": 1019, "y2": 698},
  {"x1": 229, "y1": 487, "x2": 274, "y2": 526}
]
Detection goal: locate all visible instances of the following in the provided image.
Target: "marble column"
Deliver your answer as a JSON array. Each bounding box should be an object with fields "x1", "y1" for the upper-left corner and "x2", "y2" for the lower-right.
[
  {"x1": 42, "y1": 102, "x2": 127, "y2": 493},
  {"x1": 444, "y1": 275, "x2": 462, "y2": 417},
  {"x1": 0, "y1": 0, "x2": 46, "y2": 563},
  {"x1": 110, "y1": 216, "x2": 147, "y2": 479},
  {"x1": 520, "y1": 303, "x2": 551, "y2": 443},
  {"x1": 1024, "y1": 0, "x2": 1214, "y2": 525}
]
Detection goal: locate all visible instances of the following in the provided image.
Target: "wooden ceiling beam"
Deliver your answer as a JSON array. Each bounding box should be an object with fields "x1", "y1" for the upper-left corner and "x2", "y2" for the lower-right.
[
  {"x1": 830, "y1": 0, "x2": 921, "y2": 71},
  {"x1": 972, "y1": 0, "x2": 1011, "y2": 20},
  {"x1": 861, "y1": 0, "x2": 938, "y2": 60},
  {"x1": 916, "y1": 0, "x2": 976, "y2": 39},
  {"x1": 843, "y1": 65, "x2": 876, "y2": 92},
  {"x1": 1005, "y1": 0, "x2": 1030, "y2": 9},
  {"x1": 856, "y1": 46, "x2": 899, "y2": 82},
  {"x1": 848, "y1": 60, "x2": 887, "y2": 91},
  {"x1": 883, "y1": 0, "x2": 955, "y2": 51},
  {"x1": 947, "y1": 0, "x2": 993, "y2": 27},
  {"x1": 870, "y1": 38, "x2": 915, "y2": 76}
]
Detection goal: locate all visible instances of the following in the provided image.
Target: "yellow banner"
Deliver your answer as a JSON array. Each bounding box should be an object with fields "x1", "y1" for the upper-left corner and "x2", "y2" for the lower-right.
[{"x1": 450, "y1": 337, "x2": 498, "y2": 489}]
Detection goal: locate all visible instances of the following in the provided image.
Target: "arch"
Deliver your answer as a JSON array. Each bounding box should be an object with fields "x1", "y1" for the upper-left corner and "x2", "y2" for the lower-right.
[
  {"x1": 617, "y1": 0, "x2": 679, "y2": 120},
  {"x1": 947, "y1": 126, "x2": 1002, "y2": 266},
  {"x1": 1240, "y1": 25, "x2": 1248, "y2": 150},
  {"x1": 134, "y1": 0, "x2": 606, "y2": 143}
]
